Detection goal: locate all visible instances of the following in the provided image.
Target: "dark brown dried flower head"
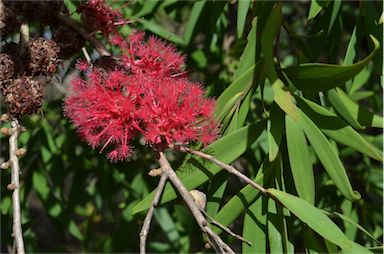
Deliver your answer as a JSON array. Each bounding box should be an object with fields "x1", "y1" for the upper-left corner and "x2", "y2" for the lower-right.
[
  {"x1": 0, "y1": 4, "x2": 21, "y2": 37},
  {"x1": 53, "y1": 26, "x2": 85, "y2": 59},
  {"x1": 1, "y1": 76, "x2": 43, "y2": 118},
  {"x1": 0, "y1": 53, "x2": 14, "y2": 81},
  {"x1": 3, "y1": 0, "x2": 65, "y2": 25},
  {"x1": 28, "y1": 38, "x2": 60, "y2": 76},
  {"x1": 2, "y1": 42, "x2": 23, "y2": 76}
]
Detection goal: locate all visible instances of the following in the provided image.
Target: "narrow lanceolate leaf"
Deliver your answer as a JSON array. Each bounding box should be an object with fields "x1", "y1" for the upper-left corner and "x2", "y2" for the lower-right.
[
  {"x1": 268, "y1": 104, "x2": 285, "y2": 161},
  {"x1": 261, "y1": 2, "x2": 282, "y2": 82},
  {"x1": 272, "y1": 79, "x2": 298, "y2": 121},
  {"x1": 343, "y1": 26, "x2": 358, "y2": 93},
  {"x1": 268, "y1": 189, "x2": 353, "y2": 250},
  {"x1": 303, "y1": 227, "x2": 327, "y2": 253},
  {"x1": 225, "y1": 84, "x2": 256, "y2": 134},
  {"x1": 216, "y1": 60, "x2": 263, "y2": 116},
  {"x1": 327, "y1": 211, "x2": 383, "y2": 244},
  {"x1": 286, "y1": 115, "x2": 315, "y2": 204},
  {"x1": 327, "y1": 89, "x2": 364, "y2": 129},
  {"x1": 334, "y1": 88, "x2": 383, "y2": 128},
  {"x1": 237, "y1": 0, "x2": 251, "y2": 38},
  {"x1": 283, "y1": 35, "x2": 380, "y2": 92},
  {"x1": 212, "y1": 157, "x2": 275, "y2": 233},
  {"x1": 132, "y1": 120, "x2": 267, "y2": 214},
  {"x1": 206, "y1": 171, "x2": 228, "y2": 216},
  {"x1": 297, "y1": 97, "x2": 382, "y2": 161},
  {"x1": 308, "y1": 0, "x2": 326, "y2": 20},
  {"x1": 242, "y1": 196, "x2": 267, "y2": 254},
  {"x1": 138, "y1": 19, "x2": 186, "y2": 46},
  {"x1": 268, "y1": 200, "x2": 284, "y2": 254},
  {"x1": 233, "y1": 18, "x2": 258, "y2": 81},
  {"x1": 183, "y1": 0, "x2": 206, "y2": 45},
  {"x1": 296, "y1": 108, "x2": 361, "y2": 201}
]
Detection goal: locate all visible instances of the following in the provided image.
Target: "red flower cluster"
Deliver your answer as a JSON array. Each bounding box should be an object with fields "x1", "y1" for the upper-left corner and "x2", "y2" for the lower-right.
[
  {"x1": 64, "y1": 33, "x2": 219, "y2": 162},
  {"x1": 77, "y1": 0, "x2": 123, "y2": 36}
]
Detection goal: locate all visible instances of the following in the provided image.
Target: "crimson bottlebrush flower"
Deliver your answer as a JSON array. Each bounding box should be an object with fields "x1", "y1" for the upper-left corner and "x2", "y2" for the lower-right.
[
  {"x1": 64, "y1": 33, "x2": 219, "y2": 162},
  {"x1": 77, "y1": 0, "x2": 124, "y2": 36}
]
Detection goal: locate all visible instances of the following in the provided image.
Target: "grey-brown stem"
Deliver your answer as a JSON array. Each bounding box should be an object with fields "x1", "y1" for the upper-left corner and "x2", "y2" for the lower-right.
[
  {"x1": 9, "y1": 120, "x2": 25, "y2": 254},
  {"x1": 139, "y1": 172, "x2": 168, "y2": 254},
  {"x1": 169, "y1": 145, "x2": 268, "y2": 194},
  {"x1": 156, "y1": 151, "x2": 234, "y2": 254}
]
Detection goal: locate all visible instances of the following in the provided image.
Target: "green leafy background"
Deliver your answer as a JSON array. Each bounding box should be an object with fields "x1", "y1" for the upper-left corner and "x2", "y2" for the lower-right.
[{"x1": 1, "y1": 0, "x2": 382, "y2": 253}]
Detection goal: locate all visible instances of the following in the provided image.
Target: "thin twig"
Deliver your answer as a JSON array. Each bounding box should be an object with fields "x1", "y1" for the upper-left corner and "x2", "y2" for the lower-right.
[
  {"x1": 139, "y1": 172, "x2": 168, "y2": 254},
  {"x1": 9, "y1": 120, "x2": 25, "y2": 254},
  {"x1": 169, "y1": 145, "x2": 268, "y2": 194},
  {"x1": 56, "y1": 13, "x2": 111, "y2": 57},
  {"x1": 200, "y1": 209, "x2": 252, "y2": 246},
  {"x1": 81, "y1": 47, "x2": 92, "y2": 63},
  {"x1": 156, "y1": 151, "x2": 235, "y2": 254}
]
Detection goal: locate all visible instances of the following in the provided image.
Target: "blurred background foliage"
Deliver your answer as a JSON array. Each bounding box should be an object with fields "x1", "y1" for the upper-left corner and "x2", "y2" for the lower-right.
[{"x1": 1, "y1": 0, "x2": 383, "y2": 253}]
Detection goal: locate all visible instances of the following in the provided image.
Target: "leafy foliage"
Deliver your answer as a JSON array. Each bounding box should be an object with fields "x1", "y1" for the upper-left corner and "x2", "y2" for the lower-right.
[{"x1": 1, "y1": 0, "x2": 382, "y2": 253}]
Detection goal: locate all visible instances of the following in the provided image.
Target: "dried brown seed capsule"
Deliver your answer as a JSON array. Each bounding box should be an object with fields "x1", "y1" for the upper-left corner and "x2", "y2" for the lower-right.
[
  {"x1": 1, "y1": 76, "x2": 43, "y2": 118},
  {"x1": 4, "y1": 0, "x2": 65, "y2": 25},
  {"x1": 0, "y1": 3, "x2": 21, "y2": 37},
  {"x1": 28, "y1": 38, "x2": 60, "y2": 76},
  {"x1": 0, "y1": 127, "x2": 10, "y2": 136},
  {"x1": 15, "y1": 148, "x2": 27, "y2": 157},
  {"x1": 1, "y1": 161, "x2": 10, "y2": 169},
  {"x1": 53, "y1": 26, "x2": 85, "y2": 59},
  {"x1": 2, "y1": 42, "x2": 23, "y2": 75},
  {"x1": 0, "y1": 114, "x2": 9, "y2": 122},
  {"x1": 7, "y1": 183, "x2": 16, "y2": 190},
  {"x1": 0, "y1": 53, "x2": 15, "y2": 81}
]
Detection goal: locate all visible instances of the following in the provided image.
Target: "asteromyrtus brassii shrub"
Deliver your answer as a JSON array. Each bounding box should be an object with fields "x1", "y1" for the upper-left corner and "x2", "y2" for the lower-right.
[{"x1": 64, "y1": 33, "x2": 219, "y2": 162}]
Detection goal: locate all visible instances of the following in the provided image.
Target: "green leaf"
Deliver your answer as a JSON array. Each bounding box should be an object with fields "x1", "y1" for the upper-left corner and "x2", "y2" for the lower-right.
[
  {"x1": 233, "y1": 18, "x2": 258, "y2": 81},
  {"x1": 132, "y1": 120, "x2": 267, "y2": 214},
  {"x1": 267, "y1": 104, "x2": 285, "y2": 161},
  {"x1": 272, "y1": 79, "x2": 298, "y2": 120},
  {"x1": 33, "y1": 171, "x2": 50, "y2": 200},
  {"x1": 217, "y1": 92, "x2": 243, "y2": 130},
  {"x1": 213, "y1": 157, "x2": 275, "y2": 233},
  {"x1": 329, "y1": 211, "x2": 382, "y2": 244},
  {"x1": 237, "y1": 0, "x2": 251, "y2": 38},
  {"x1": 334, "y1": 88, "x2": 383, "y2": 128},
  {"x1": 344, "y1": 26, "x2": 358, "y2": 93},
  {"x1": 154, "y1": 208, "x2": 181, "y2": 250},
  {"x1": 268, "y1": 189, "x2": 352, "y2": 249},
  {"x1": 68, "y1": 220, "x2": 84, "y2": 241},
  {"x1": 132, "y1": 1, "x2": 159, "y2": 17},
  {"x1": 216, "y1": 60, "x2": 263, "y2": 116},
  {"x1": 183, "y1": 0, "x2": 206, "y2": 45},
  {"x1": 268, "y1": 199, "x2": 284, "y2": 254},
  {"x1": 327, "y1": 0, "x2": 341, "y2": 35},
  {"x1": 242, "y1": 196, "x2": 267, "y2": 253},
  {"x1": 261, "y1": 3, "x2": 282, "y2": 82},
  {"x1": 206, "y1": 171, "x2": 228, "y2": 216},
  {"x1": 138, "y1": 19, "x2": 186, "y2": 46},
  {"x1": 303, "y1": 227, "x2": 327, "y2": 253},
  {"x1": 283, "y1": 35, "x2": 380, "y2": 92},
  {"x1": 285, "y1": 115, "x2": 315, "y2": 204},
  {"x1": 344, "y1": 26, "x2": 358, "y2": 65},
  {"x1": 308, "y1": 0, "x2": 326, "y2": 20},
  {"x1": 297, "y1": 97, "x2": 382, "y2": 161},
  {"x1": 282, "y1": 20, "x2": 315, "y2": 63},
  {"x1": 225, "y1": 84, "x2": 256, "y2": 134},
  {"x1": 327, "y1": 89, "x2": 364, "y2": 129},
  {"x1": 1, "y1": 196, "x2": 11, "y2": 215},
  {"x1": 296, "y1": 108, "x2": 361, "y2": 201}
]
